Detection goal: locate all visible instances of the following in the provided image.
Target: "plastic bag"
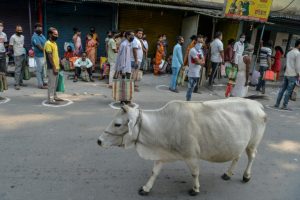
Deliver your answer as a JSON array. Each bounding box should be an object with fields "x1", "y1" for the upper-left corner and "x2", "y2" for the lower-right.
[
  {"x1": 56, "y1": 71, "x2": 65, "y2": 92},
  {"x1": 23, "y1": 66, "x2": 31, "y2": 80}
]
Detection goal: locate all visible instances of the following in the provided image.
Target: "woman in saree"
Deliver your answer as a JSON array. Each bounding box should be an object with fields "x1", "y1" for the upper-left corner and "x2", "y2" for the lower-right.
[
  {"x1": 86, "y1": 33, "x2": 97, "y2": 71},
  {"x1": 154, "y1": 35, "x2": 165, "y2": 75},
  {"x1": 271, "y1": 46, "x2": 284, "y2": 81}
]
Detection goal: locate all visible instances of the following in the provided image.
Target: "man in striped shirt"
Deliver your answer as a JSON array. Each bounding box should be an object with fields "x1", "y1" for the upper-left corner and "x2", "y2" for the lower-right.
[{"x1": 256, "y1": 40, "x2": 273, "y2": 94}]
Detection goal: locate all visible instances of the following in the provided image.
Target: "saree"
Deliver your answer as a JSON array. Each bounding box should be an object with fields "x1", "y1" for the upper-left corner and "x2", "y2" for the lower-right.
[
  {"x1": 154, "y1": 42, "x2": 164, "y2": 75},
  {"x1": 86, "y1": 38, "x2": 97, "y2": 69}
]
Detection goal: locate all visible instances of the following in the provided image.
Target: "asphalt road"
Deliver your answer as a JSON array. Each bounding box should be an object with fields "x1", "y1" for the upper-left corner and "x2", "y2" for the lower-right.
[{"x1": 0, "y1": 73, "x2": 299, "y2": 200}]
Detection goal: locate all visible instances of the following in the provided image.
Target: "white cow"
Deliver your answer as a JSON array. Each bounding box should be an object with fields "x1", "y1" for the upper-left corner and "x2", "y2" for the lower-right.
[{"x1": 98, "y1": 98, "x2": 267, "y2": 196}]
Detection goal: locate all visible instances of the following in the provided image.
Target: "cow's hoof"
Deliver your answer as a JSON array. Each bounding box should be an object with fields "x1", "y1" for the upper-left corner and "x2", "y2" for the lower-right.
[
  {"x1": 138, "y1": 187, "x2": 149, "y2": 196},
  {"x1": 243, "y1": 176, "x2": 251, "y2": 183},
  {"x1": 221, "y1": 173, "x2": 231, "y2": 181},
  {"x1": 188, "y1": 189, "x2": 199, "y2": 196}
]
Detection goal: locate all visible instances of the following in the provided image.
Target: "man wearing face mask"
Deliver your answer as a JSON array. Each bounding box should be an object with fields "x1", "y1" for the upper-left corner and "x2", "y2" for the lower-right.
[
  {"x1": 9, "y1": 25, "x2": 26, "y2": 90},
  {"x1": 186, "y1": 35, "x2": 205, "y2": 101},
  {"x1": 232, "y1": 33, "x2": 245, "y2": 66},
  {"x1": 0, "y1": 21, "x2": 8, "y2": 100},
  {"x1": 32, "y1": 23, "x2": 47, "y2": 89},
  {"x1": 115, "y1": 31, "x2": 134, "y2": 79},
  {"x1": 44, "y1": 27, "x2": 64, "y2": 105},
  {"x1": 169, "y1": 36, "x2": 184, "y2": 93}
]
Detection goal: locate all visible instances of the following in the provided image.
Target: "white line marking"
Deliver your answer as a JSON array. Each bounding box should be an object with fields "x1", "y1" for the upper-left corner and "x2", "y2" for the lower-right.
[
  {"x1": 265, "y1": 105, "x2": 293, "y2": 112},
  {"x1": 109, "y1": 102, "x2": 139, "y2": 110},
  {"x1": 42, "y1": 99, "x2": 73, "y2": 107},
  {"x1": 155, "y1": 85, "x2": 169, "y2": 92},
  {"x1": 0, "y1": 97, "x2": 11, "y2": 104}
]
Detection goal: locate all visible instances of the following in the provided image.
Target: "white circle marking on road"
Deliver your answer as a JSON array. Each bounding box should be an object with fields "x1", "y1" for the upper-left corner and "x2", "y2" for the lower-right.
[
  {"x1": 155, "y1": 85, "x2": 169, "y2": 92},
  {"x1": 109, "y1": 102, "x2": 139, "y2": 110},
  {"x1": 42, "y1": 99, "x2": 73, "y2": 107},
  {"x1": 0, "y1": 97, "x2": 11, "y2": 104}
]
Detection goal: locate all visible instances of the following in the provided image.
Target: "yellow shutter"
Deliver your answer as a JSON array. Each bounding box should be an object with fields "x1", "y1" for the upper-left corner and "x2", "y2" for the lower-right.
[{"x1": 118, "y1": 6, "x2": 183, "y2": 57}]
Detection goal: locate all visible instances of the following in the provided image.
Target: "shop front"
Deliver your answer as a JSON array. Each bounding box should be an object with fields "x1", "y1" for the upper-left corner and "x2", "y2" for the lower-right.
[{"x1": 45, "y1": 0, "x2": 116, "y2": 57}]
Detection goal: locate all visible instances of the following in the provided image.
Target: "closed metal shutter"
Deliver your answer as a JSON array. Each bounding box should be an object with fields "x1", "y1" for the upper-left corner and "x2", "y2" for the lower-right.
[
  {"x1": 0, "y1": 0, "x2": 36, "y2": 50},
  {"x1": 46, "y1": 1, "x2": 114, "y2": 57},
  {"x1": 118, "y1": 6, "x2": 183, "y2": 58}
]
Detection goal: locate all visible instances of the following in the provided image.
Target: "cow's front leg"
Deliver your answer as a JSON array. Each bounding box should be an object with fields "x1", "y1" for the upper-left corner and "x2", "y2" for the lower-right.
[
  {"x1": 185, "y1": 159, "x2": 200, "y2": 196},
  {"x1": 139, "y1": 160, "x2": 163, "y2": 196}
]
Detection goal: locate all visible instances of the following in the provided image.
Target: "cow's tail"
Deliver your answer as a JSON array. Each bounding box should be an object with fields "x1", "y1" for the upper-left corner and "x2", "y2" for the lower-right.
[{"x1": 244, "y1": 95, "x2": 270, "y2": 100}]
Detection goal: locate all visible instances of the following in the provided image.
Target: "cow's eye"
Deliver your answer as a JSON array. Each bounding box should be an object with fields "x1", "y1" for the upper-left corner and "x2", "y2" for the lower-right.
[{"x1": 114, "y1": 123, "x2": 122, "y2": 127}]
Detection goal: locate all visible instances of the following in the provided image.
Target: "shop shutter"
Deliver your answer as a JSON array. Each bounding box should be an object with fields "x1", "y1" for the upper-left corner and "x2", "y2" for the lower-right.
[
  {"x1": 0, "y1": 0, "x2": 36, "y2": 50},
  {"x1": 46, "y1": 1, "x2": 114, "y2": 57},
  {"x1": 118, "y1": 6, "x2": 183, "y2": 58}
]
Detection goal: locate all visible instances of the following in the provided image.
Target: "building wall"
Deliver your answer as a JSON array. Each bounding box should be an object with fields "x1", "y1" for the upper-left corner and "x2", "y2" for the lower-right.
[
  {"x1": 118, "y1": 6, "x2": 183, "y2": 58},
  {"x1": 0, "y1": 0, "x2": 37, "y2": 50},
  {"x1": 216, "y1": 20, "x2": 240, "y2": 46},
  {"x1": 46, "y1": 1, "x2": 114, "y2": 58},
  {"x1": 274, "y1": 32, "x2": 289, "y2": 54}
]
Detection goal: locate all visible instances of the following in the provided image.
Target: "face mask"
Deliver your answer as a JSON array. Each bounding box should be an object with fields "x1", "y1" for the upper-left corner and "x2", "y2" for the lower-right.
[
  {"x1": 51, "y1": 36, "x2": 58, "y2": 41},
  {"x1": 195, "y1": 43, "x2": 202, "y2": 51},
  {"x1": 129, "y1": 36, "x2": 134, "y2": 43},
  {"x1": 36, "y1": 30, "x2": 42, "y2": 35},
  {"x1": 0, "y1": 26, "x2": 3, "y2": 32},
  {"x1": 240, "y1": 38, "x2": 245, "y2": 43},
  {"x1": 16, "y1": 32, "x2": 23, "y2": 36}
]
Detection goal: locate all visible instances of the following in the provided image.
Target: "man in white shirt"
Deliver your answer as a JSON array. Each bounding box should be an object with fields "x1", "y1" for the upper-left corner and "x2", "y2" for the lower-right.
[
  {"x1": 274, "y1": 39, "x2": 300, "y2": 110},
  {"x1": 233, "y1": 33, "x2": 245, "y2": 65},
  {"x1": 9, "y1": 25, "x2": 26, "y2": 90},
  {"x1": 209, "y1": 31, "x2": 224, "y2": 86},
  {"x1": 73, "y1": 52, "x2": 94, "y2": 82},
  {"x1": 130, "y1": 28, "x2": 144, "y2": 92}
]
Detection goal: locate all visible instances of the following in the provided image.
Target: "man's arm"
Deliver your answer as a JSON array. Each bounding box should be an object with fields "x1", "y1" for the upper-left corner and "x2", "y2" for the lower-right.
[
  {"x1": 46, "y1": 52, "x2": 58, "y2": 75},
  {"x1": 8, "y1": 36, "x2": 14, "y2": 53},
  {"x1": 220, "y1": 50, "x2": 225, "y2": 64},
  {"x1": 244, "y1": 56, "x2": 251, "y2": 86},
  {"x1": 133, "y1": 48, "x2": 138, "y2": 63},
  {"x1": 178, "y1": 46, "x2": 183, "y2": 66},
  {"x1": 219, "y1": 42, "x2": 225, "y2": 64},
  {"x1": 296, "y1": 53, "x2": 300, "y2": 80},
  {"x1": 267, "y1": 50, "x2": 272, "y2": 69},
  {"x1": 191, "y1": 50, "x2": 204, "y2": 66},
  {"x1": 232, "y1": 42, "x2": 237, "y2": 62},
  {"x1": 86, "y1": 59, "x2": 93, "y2": 68},
  {"x1": 74, "y1": 58, "x2": 81, "y2": 68},
  {"x1": 32, "y1": 38, "x2": 44, "y2": 51},
  {"x1": 111, "y1": 40, "x2": 118, "y2": 53}
]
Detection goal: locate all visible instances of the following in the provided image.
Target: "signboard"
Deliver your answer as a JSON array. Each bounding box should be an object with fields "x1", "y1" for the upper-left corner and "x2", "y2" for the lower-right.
[{"x1": 224, "y1": 0, "x2": 273, "y2": 22}]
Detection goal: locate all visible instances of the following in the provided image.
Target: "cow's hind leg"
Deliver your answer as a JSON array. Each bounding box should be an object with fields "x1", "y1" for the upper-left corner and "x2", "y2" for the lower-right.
[
  {"x1": 243, "y1": 147, "x2": 257, "y2": 182},
  {"x1": 139, "y1": 160, "x2": 163, "y2": 196},
  {"x1": 221, "y1": 156, "x2": 240, "y2": 181},
  {"x1": 185, "y1": 159, "x2": 200, "y2": 196}
]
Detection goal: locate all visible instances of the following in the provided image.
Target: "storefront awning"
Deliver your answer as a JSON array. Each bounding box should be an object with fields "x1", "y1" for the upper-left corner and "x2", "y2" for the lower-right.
[{"x1": 82, "y1": 0, "x2": 223, "y2": 14}]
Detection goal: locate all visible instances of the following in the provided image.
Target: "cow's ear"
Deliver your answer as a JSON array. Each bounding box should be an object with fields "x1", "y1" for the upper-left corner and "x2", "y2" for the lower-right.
[{"x1": 121, "y1": 105, "x2": 129, "y2": 113}]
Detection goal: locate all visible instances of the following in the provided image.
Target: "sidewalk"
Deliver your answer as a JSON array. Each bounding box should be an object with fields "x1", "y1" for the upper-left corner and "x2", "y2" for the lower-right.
[{"x1": 2, "y1": 69, "x2": 299, "y2": 110}]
